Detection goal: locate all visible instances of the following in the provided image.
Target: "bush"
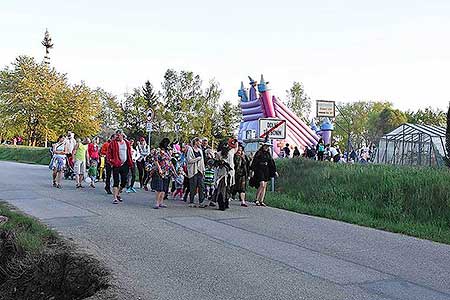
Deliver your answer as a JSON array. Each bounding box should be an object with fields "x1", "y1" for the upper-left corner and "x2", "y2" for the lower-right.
[
  {"x1": 0, "y1": 145, "x2": 51, "y2": 165},
  {"x1": 263, "y1": 159, "x2": 450, "y2": 244}
]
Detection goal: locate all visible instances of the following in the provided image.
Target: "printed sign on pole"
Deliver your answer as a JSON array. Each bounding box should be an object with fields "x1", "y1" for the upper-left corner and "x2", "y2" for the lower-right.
[
  {"x1": 259, "y1": 118, "x2": 286, "y2": 140},
  {"x1": 316, "y1": 100, "x2": 335, "y2": 118},
  {"x1": 146, "y1": 122, "x2": 153, "y2": 132},
  {"x1": 146, "y1": 109, "x2": 154, "y2": 121}
]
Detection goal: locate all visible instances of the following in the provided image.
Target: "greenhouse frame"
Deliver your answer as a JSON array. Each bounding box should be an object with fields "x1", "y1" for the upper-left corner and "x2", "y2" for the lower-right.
[{"x1": 375, "y1": 123, "x2": 447, "y2": 167}]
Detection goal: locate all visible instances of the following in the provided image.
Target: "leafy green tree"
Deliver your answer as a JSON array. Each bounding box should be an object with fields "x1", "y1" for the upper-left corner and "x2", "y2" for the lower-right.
[
  {"x1": 374, "y1": 107, "x2": 407, "y2": 137},
  {"x1": 334, "y1": 101, "x2": 393, "y2": 149},
  {"x1": 0, "y1": 56, "x2": 67, "y2": 145},
  {"x1": 0, "y1": 56, "x2": 102, "y2": 146},
  {"x1": 212, "y1": 101, "x2": 240, "y2": 139},
  {"x1": 95, "y1": 88, "x2": 122, "y2": 139},
  {"x1": 406, "y1": 107, "x2": 446, "y2": 127},
  {"x1": 160, "y1": 69, "x2": 221, "y2": 143},
  {"x1": 286, "y1": 82, "x2": 311, "y2": 122},
  {"x1": 119, "y1": 88, "x2": 149, "y2": 140}
]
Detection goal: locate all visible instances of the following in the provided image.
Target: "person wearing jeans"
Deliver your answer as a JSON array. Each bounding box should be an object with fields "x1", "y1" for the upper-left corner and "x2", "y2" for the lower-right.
[{"x1": 187, "y1": 137, "x2": 206, "y2": 208}]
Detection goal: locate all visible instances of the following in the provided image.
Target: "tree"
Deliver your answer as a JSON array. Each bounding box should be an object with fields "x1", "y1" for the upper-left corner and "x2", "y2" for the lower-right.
[
  {"x1": 212, "y1": 101, "x2": 240, "y2": 139},
  {"x1": 142, "y1": 80, "x2": 159, "y2": 108},
  {"x1": 95, "y1": 88, "x2": 122, "y2": 138},
  {"x1": 286, "y1": 82, "x2": 311, "y2": 122},
  {"x1": 333, "y1": 101, "x2": 393, "y2": 149},
  {"x1": 160, "y1": 69, "x2": 221, "y2": 143},
  {"x1": 374, "y1": 107, "x2": 407, "y2": 137},
  {"x1": 0, "y1": 56, "x2": 102, "y2": 146},
  {"x1": 119, "y1": 88, "x2": 148, "y2": 140},
  {"x1": 406, "y1": 107, "x2": 446, "y2": 127}
]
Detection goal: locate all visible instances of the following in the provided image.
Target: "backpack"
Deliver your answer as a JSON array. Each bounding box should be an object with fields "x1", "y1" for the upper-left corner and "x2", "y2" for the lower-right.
[{"x1": 318, "y1": 144, "x2": 325, "y2": 152}]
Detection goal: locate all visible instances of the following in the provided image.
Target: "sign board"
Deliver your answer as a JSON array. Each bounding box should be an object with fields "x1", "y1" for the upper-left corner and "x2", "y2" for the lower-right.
[
  {"x1": 146, "y1": 122, "x2": 153, "y2": 132},
  {"x1": 316, "y1": 100, "x2": 335, "y2": 118},
  {"x1": 259, "y1": 118, "x2": 286, "y2": 140},
  {"x1": 146, "y1": 109, "x2": 154, "y2": 121}
]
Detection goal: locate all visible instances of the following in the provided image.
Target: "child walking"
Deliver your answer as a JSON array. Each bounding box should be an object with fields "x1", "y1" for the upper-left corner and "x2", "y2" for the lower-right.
[{"x1": 172, "y1": 168, "x2": 185, "y2": 200}]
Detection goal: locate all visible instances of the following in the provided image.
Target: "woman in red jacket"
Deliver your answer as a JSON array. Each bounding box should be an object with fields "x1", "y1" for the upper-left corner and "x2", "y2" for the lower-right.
[{"x1": 107, "y1": 130, "x2": 133, "y2": 204}]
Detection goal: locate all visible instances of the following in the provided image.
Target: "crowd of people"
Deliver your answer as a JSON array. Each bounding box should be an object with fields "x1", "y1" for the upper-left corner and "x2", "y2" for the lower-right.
[
  {"x1": 49, "y1": 130, "x2": 278, "y2": 210},
  {"x1": 279, "y1": 138, "x2": 376, "y2": 164}
]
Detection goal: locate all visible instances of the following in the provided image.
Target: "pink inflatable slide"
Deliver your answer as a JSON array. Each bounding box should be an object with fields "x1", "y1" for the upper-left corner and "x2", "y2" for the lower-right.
[{"x1": 238, "y1": 75, "x2": 319, "y2": 156}]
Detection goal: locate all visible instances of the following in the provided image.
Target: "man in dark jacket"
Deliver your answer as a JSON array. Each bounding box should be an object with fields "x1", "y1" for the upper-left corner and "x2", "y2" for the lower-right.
[{"x1": 107, "y1": 130, "x2": 133, "y2": 204}]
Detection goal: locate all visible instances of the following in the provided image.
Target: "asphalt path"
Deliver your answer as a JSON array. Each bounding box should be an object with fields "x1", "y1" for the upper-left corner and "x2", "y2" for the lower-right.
[{"x1": 1, "y1": 161, "x2": 450, "y2": 300}]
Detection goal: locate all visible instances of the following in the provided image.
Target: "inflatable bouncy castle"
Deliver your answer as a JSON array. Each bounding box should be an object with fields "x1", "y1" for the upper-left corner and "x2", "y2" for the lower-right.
[{"x1": 238, "y1": 75, "x2": 320, "y2": 156}]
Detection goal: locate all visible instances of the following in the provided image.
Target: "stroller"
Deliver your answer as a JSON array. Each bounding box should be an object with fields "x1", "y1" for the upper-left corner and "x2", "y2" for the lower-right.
[{"x1": 64, "y1": 154, "x2": 75, "y2": 180}]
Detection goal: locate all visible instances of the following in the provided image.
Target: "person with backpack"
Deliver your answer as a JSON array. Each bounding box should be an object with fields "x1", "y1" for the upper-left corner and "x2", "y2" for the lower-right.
[{"x1": 316, "y1": 138, "x2": 325, "y2": 161}]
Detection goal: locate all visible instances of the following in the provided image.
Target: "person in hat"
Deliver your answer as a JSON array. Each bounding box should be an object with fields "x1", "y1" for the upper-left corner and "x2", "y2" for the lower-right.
[{"x1": 249, "y1": 140, "x2": 277, "y2": 207}]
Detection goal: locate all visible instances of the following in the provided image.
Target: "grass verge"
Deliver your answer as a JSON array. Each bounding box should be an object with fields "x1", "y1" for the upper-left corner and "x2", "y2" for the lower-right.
[
  {"x1": 0, "y1": 202, "x2": 112, "y2": 300},
  {"x1": 256, "y1": 159, "x2": 450, "y2": 245},
  {"x1": 0, "y1": 145, "x2": 50, "y2": 165}
]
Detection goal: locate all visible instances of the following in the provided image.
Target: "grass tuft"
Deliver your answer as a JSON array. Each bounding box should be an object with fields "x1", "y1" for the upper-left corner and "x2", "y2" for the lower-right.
[{"x1": 0, "y1": 203, "x2": 56, "y2": 252}]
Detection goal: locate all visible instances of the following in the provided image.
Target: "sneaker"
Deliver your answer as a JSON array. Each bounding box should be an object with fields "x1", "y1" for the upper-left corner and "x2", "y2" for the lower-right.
[
  {"x1": 159, "y1": 204, "x2": 168, "y2": 208},
  {"x1": 144, "y1": 186, "x2": 149, "y2": 191},
  {"x1": 105, "y1": 189, "x2": 112, "y2": 195},
  {"x1": 76, "y1": 184, "x2": 81, "y2": 189},
  {"x1": 117, "y1": 196, "x2": 123, "y2": 202},
  {"x1": 255, "y1": 201, "x2": 261, "y2": 206},
  {"x1": 153, "y1": 205, "x2": 160, "y2": 209},
  {"x1": 241, "y1": 203, "x2": 248, "y2": 207},
  {"x1": 209, "y1": 202, "x2": 217, "y2": 207},
  {"x1": 188, "y1": 203, "x2": 196, "y2": 208},
  {"x1": 112, "y1": 199, "x2": 119, "y2": 204},
  {"x1": 90, "y1": 183, "x2": 95, "y2": 188},
  {"x1": 126, "y1": 188, "x2": 132, "y2": 193},
  {"x1": 260, "y1": 202, "x2": 267, "y2": 207},
  {"x1": 199, "y1": 204, "x2": 208, "y2": 208},
  {"x1": 131, "y1": 187, "x2": 137, "y2": 193},
  {"x1": 52, "y1": 181, "x2": 57, "y2": 187}
]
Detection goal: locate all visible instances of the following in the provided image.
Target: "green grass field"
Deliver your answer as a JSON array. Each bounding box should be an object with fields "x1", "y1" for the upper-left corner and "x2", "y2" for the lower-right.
[
  {"x1": 0, "y1": 203, "x2": 56, "y2": 252},
  {"x1": 0, "y1": 145, "x2": 50, "y2": 165},
  {"x1": 254, "y1": 159, "x2": 450, "y2": 245}
]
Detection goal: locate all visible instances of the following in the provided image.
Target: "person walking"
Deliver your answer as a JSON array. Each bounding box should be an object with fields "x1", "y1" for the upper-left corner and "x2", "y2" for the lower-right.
[
  {"x1": 136, "y1": 137, "x2": 150, "y2": 190},
  {"x1": 107, "y1": 130, "x2": 133, "y2": 204},
  {"x1": 283, "y1": 143, "x2": 291, "y2": 158},
  {"x1": 50, "y1": 135, "x2": 67, "y2": 188},
  {"x1": 187, "y1": 137, "x2": 206, "y2": 208},
  {"x1": 250, "y1": 141, "x2": 277, "y2": 207},
  {"x1": 151, "y1": 138, "x2": 175, "y2": 209},
  {"x1": 316, "y1": 138, "x2": 325, "y2": 161},
  {"x1": 65, "y1": 131, "x2": 76, "y2": 171},
  {"x1": 73, "y1": 138, "x2": 90, "y2": 188},
  {"x1": 101, "y1": 134, "x2": 115, "y2": 194},
  {"x1": 126, "y1": 139, "x2": 139, "y2": 193},
  {"x1": 87, "y1": 137, "x2": 100, "y2": 188},
  {"x1": 233, "y1": 144, "x2": 250, "y2": 207},
  {"x1": 293, "y1": 146, "x2": 301, "y2": 158}
]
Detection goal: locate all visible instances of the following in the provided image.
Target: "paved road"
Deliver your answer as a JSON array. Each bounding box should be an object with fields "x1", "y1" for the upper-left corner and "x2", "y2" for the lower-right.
[{"x1": 1, "y1": 161, "x2": 450, "y2": 300}]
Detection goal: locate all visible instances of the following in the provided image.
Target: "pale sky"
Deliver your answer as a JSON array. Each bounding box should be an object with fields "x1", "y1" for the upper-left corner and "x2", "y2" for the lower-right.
[{"x1": 1, "y1": 0, "x2": 450, "y2": 112}]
